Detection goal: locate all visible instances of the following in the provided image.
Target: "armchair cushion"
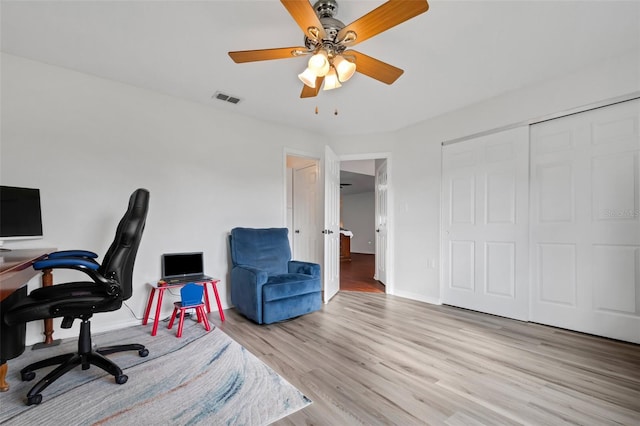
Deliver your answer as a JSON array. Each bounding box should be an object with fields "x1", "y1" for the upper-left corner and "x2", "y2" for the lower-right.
[{"x1": 263, "y1": 273, "x2": 322, "y2": 302}]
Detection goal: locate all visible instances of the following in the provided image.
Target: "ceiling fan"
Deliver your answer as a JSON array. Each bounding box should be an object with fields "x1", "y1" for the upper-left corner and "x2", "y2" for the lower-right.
[{"x1": 228, "y1": 0, "x2": 429, "y2": 98}]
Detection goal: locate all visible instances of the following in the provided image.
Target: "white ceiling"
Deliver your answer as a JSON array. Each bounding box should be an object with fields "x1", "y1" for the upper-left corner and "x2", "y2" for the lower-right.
[
  {"x1": 340, "y1": 170, "x2": 375, "y2": 195},
  {"x1": 2, "y1": 1, "x2": 638, "y2": 137}
]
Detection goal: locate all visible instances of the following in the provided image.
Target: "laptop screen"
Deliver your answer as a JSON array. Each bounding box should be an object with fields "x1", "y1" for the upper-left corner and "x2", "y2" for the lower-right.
[{"x1": 161, "y1": 252, "x2": 204, "y2": 279}]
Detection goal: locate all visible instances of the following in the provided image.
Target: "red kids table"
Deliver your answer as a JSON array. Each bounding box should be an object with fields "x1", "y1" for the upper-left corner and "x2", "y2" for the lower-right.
[{"x1": 143, "y1": 278, "x2": 224, "y2": 336}]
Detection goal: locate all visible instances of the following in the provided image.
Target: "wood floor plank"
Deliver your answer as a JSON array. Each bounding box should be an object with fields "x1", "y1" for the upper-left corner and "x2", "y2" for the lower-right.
[{"x1": 212, "y1": 292, "x2": 640, "y2": 425}]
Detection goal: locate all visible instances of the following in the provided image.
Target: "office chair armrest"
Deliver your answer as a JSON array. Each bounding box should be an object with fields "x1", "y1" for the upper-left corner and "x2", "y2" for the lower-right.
[
  {"x1": 288, "y1": 261, "x2": 321, "y2": 278},
  {"x1": 45, "y1": 251, "x2": 100, "y2": 269},
  {"x1": 47, "y1": 250, "x2": 99, "y2": 260},
  {"x1": 33, "y1": 257, "x2": 100, "y2": 271},
  {"x1": 33, "y1": 258, "x2": 121, "y2": 296}
]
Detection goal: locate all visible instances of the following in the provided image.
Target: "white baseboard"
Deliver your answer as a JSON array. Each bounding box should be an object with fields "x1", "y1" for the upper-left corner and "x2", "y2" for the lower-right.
[{"x1": 390, "y1": 289, "x2": 441, "y2": 306}]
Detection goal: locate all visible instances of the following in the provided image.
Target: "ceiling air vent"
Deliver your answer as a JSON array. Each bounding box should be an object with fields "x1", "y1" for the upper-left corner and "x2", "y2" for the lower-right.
[{"x1": 213, "y1": 91, "x2": 241, "y2": 105}]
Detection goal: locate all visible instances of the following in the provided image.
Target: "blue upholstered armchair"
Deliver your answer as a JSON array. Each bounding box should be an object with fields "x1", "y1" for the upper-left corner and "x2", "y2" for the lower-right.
[{"x1": 229, "y1": 227, "x2": 322, "y2": 324}]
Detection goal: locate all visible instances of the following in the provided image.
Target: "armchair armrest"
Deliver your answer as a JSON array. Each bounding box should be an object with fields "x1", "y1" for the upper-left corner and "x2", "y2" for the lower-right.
[
  {"x1": 288, "y1": 260, "x2": 321, "y2": 278},
  {"x1": 230, "y1": 265, "x2": 269, "y2": 324}
]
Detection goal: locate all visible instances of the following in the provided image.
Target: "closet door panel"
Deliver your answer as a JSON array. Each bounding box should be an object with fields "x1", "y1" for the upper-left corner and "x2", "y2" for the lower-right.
[
  {"x1": 530, "y1": 99, "x2": 640, "y2": 343},
  {"x1": 442, "y1": 126, "x2": 529, "y2": 321}
]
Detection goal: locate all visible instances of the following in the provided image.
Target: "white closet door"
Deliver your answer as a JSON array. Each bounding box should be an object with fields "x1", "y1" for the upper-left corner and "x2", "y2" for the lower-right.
[
  {"x1": 441, "y1": 126, "x2": 530, "y2": 320},
  {"x1": 530, "y1": 99, "x2": 640, "y2": 343}
]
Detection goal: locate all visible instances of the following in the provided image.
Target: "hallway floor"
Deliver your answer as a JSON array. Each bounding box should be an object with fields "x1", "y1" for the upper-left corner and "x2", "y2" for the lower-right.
[{"x1": 340, "y1": 253, "x2": 385, "y2": 293}]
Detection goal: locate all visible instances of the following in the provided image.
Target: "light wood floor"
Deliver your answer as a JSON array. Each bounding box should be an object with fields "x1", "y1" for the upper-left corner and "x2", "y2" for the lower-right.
[{"x1": 212, "y1": 292, "x2": 640, "y2": 425}]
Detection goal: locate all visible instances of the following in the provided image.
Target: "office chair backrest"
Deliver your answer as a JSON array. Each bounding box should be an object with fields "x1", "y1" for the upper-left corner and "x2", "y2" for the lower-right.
[
  {"x1": 229, "y1": 227, "x2": 291, "y2": 276},
  {"x1": 99, "y1": 188, "x2": 150, "y2": 300}
]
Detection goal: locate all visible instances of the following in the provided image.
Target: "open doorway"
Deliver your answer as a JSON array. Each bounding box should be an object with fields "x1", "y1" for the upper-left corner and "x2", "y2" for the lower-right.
[
  {"x1": 285, "y1": 154, "x2": 322, "y2": 265},
  {"x1": 340, "y1": 158, "x2": 389, "y2": 293},
  {"x1": 286, "y1": 151, "x2": 392, "y2": 298}
]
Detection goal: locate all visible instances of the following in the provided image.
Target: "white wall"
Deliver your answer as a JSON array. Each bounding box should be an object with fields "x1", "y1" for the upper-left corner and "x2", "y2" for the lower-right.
[
  {"x1": 2, "y1": 48, "x2": 638, "y2": 343},
  {"x1": 1, "y1": 53, "x2": 324, "y2": 344},
  {"x1": 332, "y1": 49, "x2": 640, "y2": 304},
  {"x1": 341, "y1": 191, "x2": 375, "y2": 254},
  {"x1": 341, "y1": 160, "x2": 375, "y2": 176}
]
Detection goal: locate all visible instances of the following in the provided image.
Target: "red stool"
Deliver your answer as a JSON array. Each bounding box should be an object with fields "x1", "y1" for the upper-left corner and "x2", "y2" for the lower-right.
[{"x1": 167, "y1": 283, "x2": 211, "y2": 337}]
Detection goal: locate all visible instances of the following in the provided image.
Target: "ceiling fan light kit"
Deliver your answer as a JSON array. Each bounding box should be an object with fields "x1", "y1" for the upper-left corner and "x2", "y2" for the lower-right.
[
  {"x1": 323, "y1": 68, "x2": 342, "y2": 91},
  {"x1": 307, "y1": 49, "x2": 330, "y2": 76},
  {"x1": 332, "y1": 54, "x2": 356, "y2": 82},
  {"x1": 298, "y1": 49, "x2": 353, "y2": 89},
  {"x1": 228, "y1": 0, "x2": 429, "y2": 98},
  {"x1": 298, "y1": 67, "x2": 319, "y2": 88}
]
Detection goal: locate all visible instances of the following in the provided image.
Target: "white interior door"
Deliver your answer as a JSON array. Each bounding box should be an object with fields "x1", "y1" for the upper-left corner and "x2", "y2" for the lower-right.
[
  {"x1": 441, "y1": 126, "x2": 530, "y2": 320},
  {"x1": 323, "y1": 145, "x2": 340, "y2": 302},
  {"x1": 530, "y1": 99, "x2": 640, "y2": 343},
  {"x1": 375, "y1": 160, "x2": 388, "y2": 284},
  {"x1": 292, "y1": 164, "x2": 321, "y2": 263}
]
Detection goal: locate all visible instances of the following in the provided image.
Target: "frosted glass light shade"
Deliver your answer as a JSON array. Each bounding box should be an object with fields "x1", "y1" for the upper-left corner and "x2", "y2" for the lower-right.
[
  {"x1": 323, "y1": 68, "x2": 342, "y2": 91},
  {"x1": 333, "y1": 55, "x2": 356, "y2": 82},
  {"x1": 308, "y1": 50, "x2": 330, "y2": 77},
  {"x1": 298, "y1": 68, "x2": 317, "y2": 88}
]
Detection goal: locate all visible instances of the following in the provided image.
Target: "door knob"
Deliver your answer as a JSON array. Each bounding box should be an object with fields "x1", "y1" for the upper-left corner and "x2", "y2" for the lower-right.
[{"x1": 295, "y1": 230, "x2": 300, "y2": 234}]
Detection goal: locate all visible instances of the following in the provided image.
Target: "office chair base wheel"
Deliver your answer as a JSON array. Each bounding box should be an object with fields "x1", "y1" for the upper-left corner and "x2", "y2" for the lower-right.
[
  {"x1": 138, "y1": 348, "x2": 149, "y2": 357},
  {"x1": 27, "y1": 394, "x2": 42, "y2": 405},
  {"x1": 21, "y1": 371, "x2": 36, "y2": 381},
  {"x1": 115, "y1": 374, "x2": 128, "y2": 384}
]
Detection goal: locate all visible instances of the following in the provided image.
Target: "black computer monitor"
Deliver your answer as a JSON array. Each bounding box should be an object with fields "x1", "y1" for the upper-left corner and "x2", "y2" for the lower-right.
[{"x1": 0, "y1": 186, "x2": 43, "y2": 247}]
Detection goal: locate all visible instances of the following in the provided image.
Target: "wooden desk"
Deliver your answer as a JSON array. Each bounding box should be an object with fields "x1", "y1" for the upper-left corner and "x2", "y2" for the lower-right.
[{"x1": 0, "y1": 248, "x2": 55, "y2": 392}]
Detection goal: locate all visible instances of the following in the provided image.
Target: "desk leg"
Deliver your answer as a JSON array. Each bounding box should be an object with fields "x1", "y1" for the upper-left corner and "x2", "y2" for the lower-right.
[
  {"x1": 212, "y1": 282, "x2": 225, "y2": 322},
  {"x1": 143, "y1": 288, "x2": 156, "y2": 325},
  {"x1": 0, "y1": 363, "x2": 8, "y2": 392},
  {"x1": 151, "y1": 288, "x2": 166, "y2": 336},
  {"x1": 203, "y1": 285, "x2": 212, "y2": 314},
  {"x1": 42, "y1": 268, "x2": 55, "y2": 345}
]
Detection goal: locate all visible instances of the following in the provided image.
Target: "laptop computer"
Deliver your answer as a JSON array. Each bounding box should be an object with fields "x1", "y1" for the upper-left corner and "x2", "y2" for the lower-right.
[{"x1": 160, "y1": 252, "x2": 212, "y2": 284}]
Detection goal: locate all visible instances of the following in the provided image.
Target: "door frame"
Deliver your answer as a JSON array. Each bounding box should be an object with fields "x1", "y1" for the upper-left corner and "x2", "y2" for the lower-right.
[
  {"x1": 340, "y1": 152, "x2": 394, "y2": 295},
  {"x1": 284, "y1": 149, "x2": 321, "y2": 264}
]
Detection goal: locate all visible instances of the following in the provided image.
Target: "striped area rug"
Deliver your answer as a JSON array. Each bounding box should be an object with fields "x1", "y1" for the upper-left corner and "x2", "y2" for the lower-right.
[{"x1": 0, "y1": 320, "x2": 311, "y2": 425}]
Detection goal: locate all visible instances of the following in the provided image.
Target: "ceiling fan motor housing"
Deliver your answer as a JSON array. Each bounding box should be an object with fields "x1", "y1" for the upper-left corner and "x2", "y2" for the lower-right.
[
  {"x1": 314, "y1": 0, "x2": 338, "y2": 18},
  {"x1": 306, "y1": 0, "x2": 347, "y2": 54}
]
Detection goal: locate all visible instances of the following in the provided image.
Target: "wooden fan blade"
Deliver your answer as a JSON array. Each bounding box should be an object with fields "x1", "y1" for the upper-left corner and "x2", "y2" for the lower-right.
[
  {"x1": 301, "y1": 76, "x2": 324, "y2": 98},
  {"x1": 337, "y1": 0, "x2": 429, "y2": 46},
  {"x1": 281, "y1": 0, "x2": 327, "y2": 41},
  {"x1": 228, "y1": 47, "x2": 308, "y2": 63},
  {"x1": 348, "y1": 50, "x2": 404, "y2": 85}
]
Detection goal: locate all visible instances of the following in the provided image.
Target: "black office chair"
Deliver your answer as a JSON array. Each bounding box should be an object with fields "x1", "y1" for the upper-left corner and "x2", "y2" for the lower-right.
[{"x1": 2, "y1": 188, "x2": 150, "y2": 405}]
